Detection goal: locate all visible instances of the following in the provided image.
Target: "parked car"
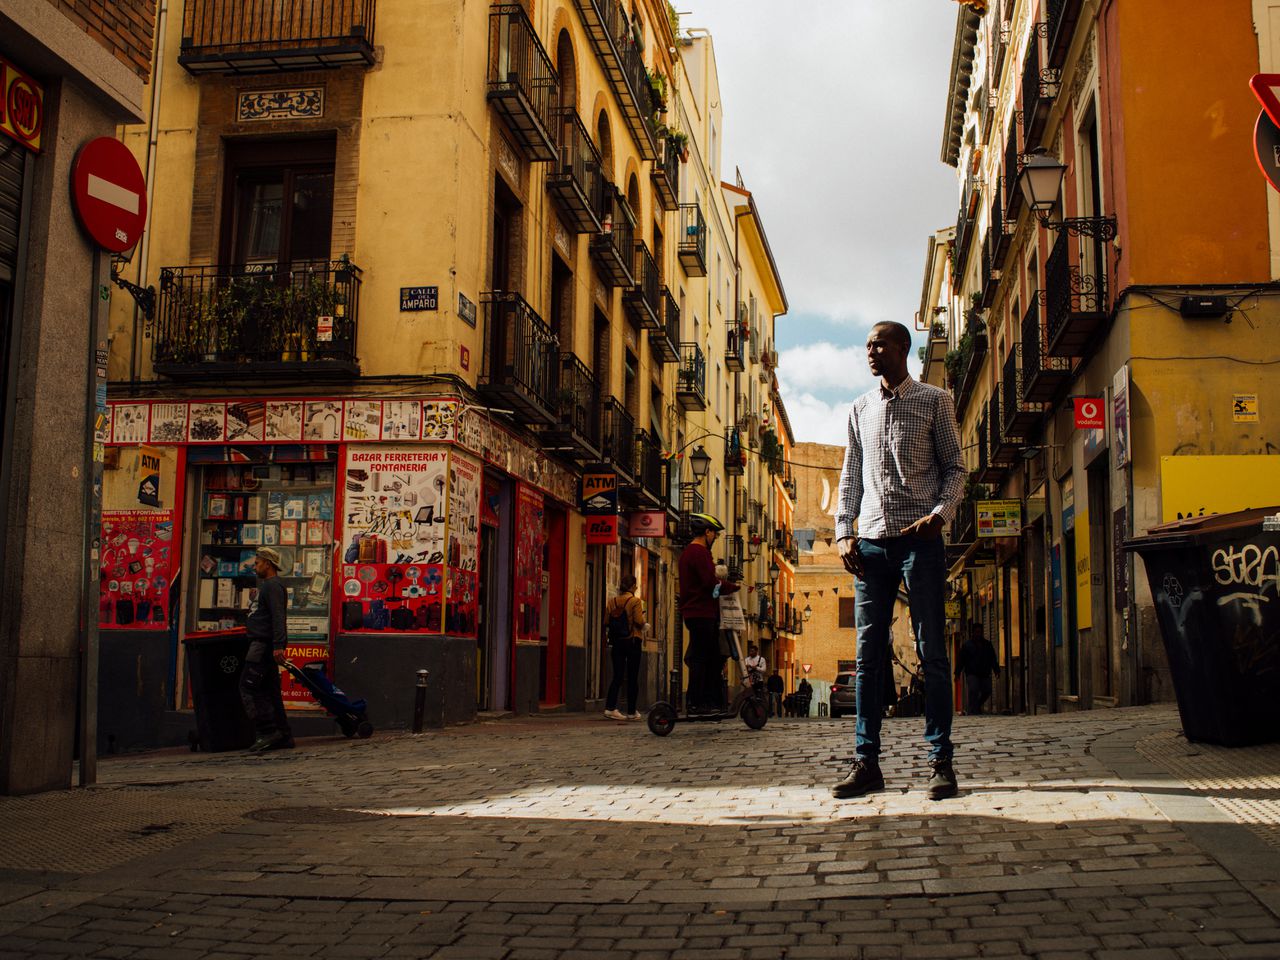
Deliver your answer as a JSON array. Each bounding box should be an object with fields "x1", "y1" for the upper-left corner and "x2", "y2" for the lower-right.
[{"x1": 829, "y1": 672, "x2": 857, "y2": 718}]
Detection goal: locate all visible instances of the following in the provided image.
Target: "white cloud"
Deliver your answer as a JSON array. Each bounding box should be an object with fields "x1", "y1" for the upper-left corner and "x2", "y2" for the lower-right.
[
  {"x1": 777, "y1": 389, "x2": 848, "y2": 447},
  {"x1": 776, "y1": 341, "x2": 875, "y2": 397}
]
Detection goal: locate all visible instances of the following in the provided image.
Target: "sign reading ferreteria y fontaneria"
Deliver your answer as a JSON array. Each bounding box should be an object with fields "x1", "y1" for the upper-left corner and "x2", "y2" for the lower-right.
[
  {"x1": 975, "y1": 499, "x2": 1022, "y2": 538},
  {"x1": 0, "y1": 56, "x2": 43, "y2": 152}
]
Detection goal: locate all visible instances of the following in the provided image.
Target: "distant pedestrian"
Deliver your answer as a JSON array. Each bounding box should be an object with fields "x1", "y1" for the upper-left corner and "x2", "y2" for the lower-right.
[
  {"x1": 955, "y1": 621, "x2": 1000, "y2": 715},
  {"x1": 744, "y1": 643, "x2": 767, "y2": 687},
  {"x1": 678, "y1": 513, "x2": 739, "y2": 714},
  {"x1": 766, "y1": 669, "x2": 784, "y2": 717},
  {"x1": 831, "y1": 321, "x2": 965, "y2": 801},
  {"x1": 240, "y1": 547, "x2": 294, "y2": 753},
  {"x1": 603, "y1": 574, "x2": 646, "y2": 721}
]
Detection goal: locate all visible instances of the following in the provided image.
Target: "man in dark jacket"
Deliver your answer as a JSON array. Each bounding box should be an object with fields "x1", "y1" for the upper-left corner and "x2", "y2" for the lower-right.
[
  {"x1": 678, "y1": 513, "x2": 738, "y2": 713},
  {"x1": 240, "y1": 547, "x2": 294, "y2": 752},
  {"x1": 766, "y1": 669, "x2": 785, "y2": 717},
  {"x1": 954, "y1": 621, "x2": 1000, "y2": 715}
]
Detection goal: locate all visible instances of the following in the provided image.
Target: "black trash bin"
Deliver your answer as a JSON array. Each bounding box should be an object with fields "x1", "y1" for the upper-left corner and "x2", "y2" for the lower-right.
[
  {"x1": 183, "y1": 628, "x2": 255, "y2": 751},
  {"x1": 1125, "y1": 505, "x2": 1280, "y2": 746}
]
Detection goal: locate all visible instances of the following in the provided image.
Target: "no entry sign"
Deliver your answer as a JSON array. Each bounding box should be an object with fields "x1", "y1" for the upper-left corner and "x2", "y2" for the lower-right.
[{"x1": 71, "y1": 137, "x2": 147, "y2": 253}]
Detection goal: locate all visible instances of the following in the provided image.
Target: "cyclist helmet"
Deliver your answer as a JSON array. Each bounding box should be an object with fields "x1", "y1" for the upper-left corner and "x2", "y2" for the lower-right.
[{"x1": 687, "y1": 513, "x2": 725, "y2": 536}]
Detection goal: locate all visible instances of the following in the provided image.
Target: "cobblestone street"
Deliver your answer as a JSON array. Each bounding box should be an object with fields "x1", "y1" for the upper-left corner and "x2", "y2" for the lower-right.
[{"x1": 1, "y1": 705, "x2": 1278, "y2": 958}]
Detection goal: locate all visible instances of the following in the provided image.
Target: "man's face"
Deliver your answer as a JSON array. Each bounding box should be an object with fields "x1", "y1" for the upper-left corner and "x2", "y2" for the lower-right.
[
  {"x1": 866, "y1": 324, "x2": 908, "y2": 379},
  {"x1": 254, "y1": 557, "x2": 273, "y2": 577}
]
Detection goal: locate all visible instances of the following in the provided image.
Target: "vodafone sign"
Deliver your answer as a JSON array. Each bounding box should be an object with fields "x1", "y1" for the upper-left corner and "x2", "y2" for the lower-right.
[
  {"x1": 71, "y1": 137, "x2": 147, "y2": 253},
  {"x1": 1073, "y1": 397, "x2": 1104, "y2": 430}
]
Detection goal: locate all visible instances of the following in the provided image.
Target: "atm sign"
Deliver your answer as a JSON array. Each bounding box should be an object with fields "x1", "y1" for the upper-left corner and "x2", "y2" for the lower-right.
[{"x1": 0, "y1": 57, "x2": 43, "y2": 152}]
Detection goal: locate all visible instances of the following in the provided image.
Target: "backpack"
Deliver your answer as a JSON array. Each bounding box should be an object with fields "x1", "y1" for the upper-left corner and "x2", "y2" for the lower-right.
[{"x1": 606, "y1": 596, "x2": 633, "y2": 645}]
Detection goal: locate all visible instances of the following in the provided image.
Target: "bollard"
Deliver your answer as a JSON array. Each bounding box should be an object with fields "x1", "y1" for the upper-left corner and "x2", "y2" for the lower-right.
[{"x1": 412, "y1": 669, "x2": 430, "y2": 733}]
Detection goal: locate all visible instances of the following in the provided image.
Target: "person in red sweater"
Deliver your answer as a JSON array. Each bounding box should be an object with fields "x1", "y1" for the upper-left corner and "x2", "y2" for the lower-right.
[{"x1": 678, "y1": 513, "x2": 739, "y2": 714}]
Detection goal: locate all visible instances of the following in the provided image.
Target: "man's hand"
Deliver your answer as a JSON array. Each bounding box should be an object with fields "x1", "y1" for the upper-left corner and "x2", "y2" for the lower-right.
[
  {"x1": 837, "y1": 537, "x2": 864, "y2": 578},
  {"x1": 273, "y1": 649, "x2": 287, "y2": 666},
  {"x1": 900, "y1": 513, "x2": 944, "y2": 539}
]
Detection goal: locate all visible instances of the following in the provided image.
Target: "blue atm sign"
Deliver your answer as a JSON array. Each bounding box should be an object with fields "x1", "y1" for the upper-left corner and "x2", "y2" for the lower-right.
[{"x1": 400, "y1": 286, "x2": 438, "y2": 311}]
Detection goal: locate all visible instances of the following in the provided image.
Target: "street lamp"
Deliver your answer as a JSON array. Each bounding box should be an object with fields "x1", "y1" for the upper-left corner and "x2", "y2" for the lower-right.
[
  {"x1": 689, "y1": 444, "x2": 711, "y2": 482},
  {"x1": 803, "y1": 603, "x2": 812, "y2": 621},
  {"x1": 1016, "y1": 147, "x2": 1117, "y2": 241}
]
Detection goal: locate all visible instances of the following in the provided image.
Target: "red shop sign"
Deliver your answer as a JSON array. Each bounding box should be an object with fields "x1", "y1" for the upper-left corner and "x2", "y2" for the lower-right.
[
  {"x1": 1073, "y1": 396, "x2": 1105, "y2": 430},
  {"x1": 585, "y1": 515, "x2": 619, "y2": 545}
]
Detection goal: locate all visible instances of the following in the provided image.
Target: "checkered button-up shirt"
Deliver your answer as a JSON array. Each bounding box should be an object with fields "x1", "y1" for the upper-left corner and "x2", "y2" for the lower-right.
[{"x1": 835, "y1": 376, "x2": 965, "y2": 541}]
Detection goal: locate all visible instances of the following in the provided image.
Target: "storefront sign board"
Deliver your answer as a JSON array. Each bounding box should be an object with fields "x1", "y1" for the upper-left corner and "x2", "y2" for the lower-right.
[
  {"x1": 0, "y1": 57, "x2": 43, "y2": 152},
  {"x1": 585, "y1": 515, "x2": 619, "y2": 545},
  {"x1": 581, "y1": 472, "x2": 618, "y2": 514},
  {"x1": 627, "y1": 510, "x2": 667, "y2": 538},
  {"x1": 975, "y1": 499, "x2": 1022, "y2": 538},
  {"x1": 1073, "y1": 397, "x2": 1104, "y2": 430}
]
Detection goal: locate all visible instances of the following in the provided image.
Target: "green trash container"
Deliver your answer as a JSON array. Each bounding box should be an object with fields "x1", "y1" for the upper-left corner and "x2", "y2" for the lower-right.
[
  {"x1": 1124, "y1": 506, "x2": 1280, "y2": 746},
  {"x1": 183, "y1": 628, "x2": 255, "y2": 751}
]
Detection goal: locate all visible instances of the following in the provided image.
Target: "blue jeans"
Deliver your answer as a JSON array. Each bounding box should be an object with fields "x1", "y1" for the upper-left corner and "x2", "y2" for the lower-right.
[{"x1": 854, "y1": 535, "x2": 953, "y2": 762}]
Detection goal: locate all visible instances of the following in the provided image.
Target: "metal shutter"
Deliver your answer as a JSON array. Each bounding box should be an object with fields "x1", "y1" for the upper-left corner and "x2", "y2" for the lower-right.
[{"x1": 0, "y1": 140, "x2": 25, "y2": 284}]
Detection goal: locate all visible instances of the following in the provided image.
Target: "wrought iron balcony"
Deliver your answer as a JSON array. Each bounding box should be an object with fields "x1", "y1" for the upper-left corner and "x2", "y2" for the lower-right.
[
  {"x1": 591, "y1": 184, "x2": 636, "y2": 287},
  {"x1": 635, "y1": 429, "x2": 665, "y2": 507},
  {"x1": 651, "y1": 287, "x2": 680, "y2": 364},
  {"x1": 571, "y1": 0, "x2": 658, "y2": 160},
  {"x1": 652, "y1": 136, "x2": 681, "y2": 211},
  {"x1": 548, "y1": 109, "x2": 603, "y2": 233},
  {"x1": 1003, "y1": 121, "x2": 1023, "y2": 220},
  {"x1": 724, "y1": 426, "x2": 745, "y2": 476},
  {"x1": 974, "y1": 409, "x2": 1005, "y2": 486},
  {"x1": 676, "y1": 342, "x2": 707, "y2": 411},
  {"x1": 541, "y1": 353, "x2": 601, "y2": 460},
  {"x1": 1044, "y1": 229, "x2": 1108, "y2": 357},
  {"x1": 954, "y1": 180, "x2": 979, "y2": 280},
  {"x1": 989, "y1": 391, "x2": 1020, "y2": 468},
  {"x1": 479, "y1": 291, "x2": 559, "y2": 425},
  {"x1": 979, "y1": 233, "x2": 999, "y2": 309},
  {"x1": 153, "y1": 259, "x2": 361, "y2": 378},
  {"x1": 678, "y1": 203, "x2": 707, "y2": 276},
  {"x1": 1020, "y1": 299, "x2": 1071, "y2": 403},
  {"x1": 623, "y1": 241, "x2": 661, "y2": 330},
  {"x1": 602, "y1": 397, "x2": 637, "y2": 482},
  {"x1": 1021, "y1": 25, "x2": 1060, "y2": 149},
  {"x1": 725, "y1": 535, "x2": 744, "y2": 582},
  {"x1": 725, "y1": 326, "x2": 746, "y2": 373},
  {"x1": 1046, "y1": 0, "x2": 1083, "y2": 69},
  {"x1": 949, "y1": 498, "x2": 977, "y2": 547},
  {"x1": 1000, "y1": 345, "x2": 1046, "y2": 441},
  {"x1": 178, "y1": 0, "x2": 376, "y2": 74},
  {"x1": 486, "y1": 4, "x2": 558, "y2": 162},
  {"x1": 951, "y1": 327, "x2": 988, "y2": 420}
]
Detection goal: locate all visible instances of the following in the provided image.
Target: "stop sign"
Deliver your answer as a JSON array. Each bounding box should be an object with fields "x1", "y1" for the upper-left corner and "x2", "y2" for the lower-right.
[{"x1": 71, "y1": 137, "x2": 147, "y2": 253}]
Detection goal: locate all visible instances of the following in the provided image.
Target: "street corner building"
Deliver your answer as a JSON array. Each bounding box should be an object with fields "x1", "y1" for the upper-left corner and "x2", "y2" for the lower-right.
[
  {"x1": 916, "y1": 0, "x2": 1280, "y2": 717},
  {"x1": 0, "y1": 0, "x2": 159, "y2": 794},
  {"x1": 0, "y1": 0, "x2": 801, "y2": 773}
]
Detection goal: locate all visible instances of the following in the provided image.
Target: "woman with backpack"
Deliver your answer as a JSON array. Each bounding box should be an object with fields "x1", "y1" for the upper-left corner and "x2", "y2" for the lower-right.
[{"x1": 603, "y1": 574, "x2": 646, "y2": 720}]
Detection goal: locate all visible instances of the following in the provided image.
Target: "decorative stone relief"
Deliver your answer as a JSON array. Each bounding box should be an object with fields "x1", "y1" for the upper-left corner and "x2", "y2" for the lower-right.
[
  {"x1": 553, "y1": 221, "x2": 571, "y2": 257},
  {"x1": 1071, "y1": 28, "x2": 1097, "y2": 107},
  {"x1": 237, "y1": 87, "x2": 325, "y2": 122},
  {"x1": 497, "y1": 137, "x2": 519, "y2": 184}
]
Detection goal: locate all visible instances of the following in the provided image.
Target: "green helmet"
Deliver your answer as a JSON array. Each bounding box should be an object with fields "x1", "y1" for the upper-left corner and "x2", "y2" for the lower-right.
[{"x1": 687, "y1": 513, "x2": 725, "y2": 535}]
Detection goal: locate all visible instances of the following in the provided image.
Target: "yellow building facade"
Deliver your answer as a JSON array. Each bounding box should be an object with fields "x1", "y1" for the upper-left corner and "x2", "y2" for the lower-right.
[{"x1": 95, "y1": 0, "x2": 789, "y2": 743}]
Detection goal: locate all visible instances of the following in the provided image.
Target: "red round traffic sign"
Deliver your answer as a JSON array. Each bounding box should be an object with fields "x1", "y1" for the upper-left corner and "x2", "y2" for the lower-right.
[{"x1": 71, "y1": 137, "x2": 147, "y2": 253}]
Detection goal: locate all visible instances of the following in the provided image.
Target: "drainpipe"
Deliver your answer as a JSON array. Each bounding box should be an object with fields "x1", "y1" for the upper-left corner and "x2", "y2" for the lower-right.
[{"x1": 131, "y1": 0, "x2": 168, "y2": 384}]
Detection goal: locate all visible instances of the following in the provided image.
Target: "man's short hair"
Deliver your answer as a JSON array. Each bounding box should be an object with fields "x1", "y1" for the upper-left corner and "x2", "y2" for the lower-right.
[{"x1": 873, "y1": 321, "x2": 913, "y2": 352}]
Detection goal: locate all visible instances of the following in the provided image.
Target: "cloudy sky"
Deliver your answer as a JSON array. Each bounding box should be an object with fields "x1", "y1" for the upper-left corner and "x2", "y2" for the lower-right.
[{"x1": 682, "y1": 1, "x2": 960, "y2": 444}]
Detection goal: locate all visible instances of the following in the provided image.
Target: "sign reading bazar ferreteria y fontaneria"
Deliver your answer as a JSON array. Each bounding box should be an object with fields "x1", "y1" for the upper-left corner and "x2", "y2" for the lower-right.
[{"x1": 400, "y1": 286, "x2": 438, "y2": 311}]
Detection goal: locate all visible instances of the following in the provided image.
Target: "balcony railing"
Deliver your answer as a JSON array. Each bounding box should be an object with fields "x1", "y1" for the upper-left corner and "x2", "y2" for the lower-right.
[
  {"x1": 548, "y1": 109, "x2": 603, "y2": 233},
  {"x1": 954, "y1": 180, "x2": 978, "y2": 280},
  {"x1": 153, "y1": 259, "x2": 360, "y2": 378},
  {"x1": 1020, "y1": 299, "x2": 1071, "y2": 403},
  {"x1": 623, "y1": 241, "x2": 661, "y2": 330},
  {"x1": 724, "y1": 535, "x2": 744, "y2": 582},
  {"x1": 635, "y1": 429, "x2": 665, "y2": 506},
  {"x1": 1044, "y1": 229, "x2": 1108, "y2": 357},
  {"x1": 725, "y1": 326, "x2": 746, "y2": 373},
  {"x1": 651, "y1": 287, "x2": 680, "y2": 363},
  {"x1": 1046, "y1": 0, "x2": 1083, "y2": 69},
  {"x1": 486, "y1": 4, "x2": 558, "y2": 162},
  {"x1": 676, "y1": 342, "x2": 707, "y2": 410},
  {"x1": 1000, "y1": 344, "x2": 1045, "y2": 441},
  {"x1": 678, "y1": 203, "x2": 707, "y2": 276},
  {"x1": 602, "y1": 398, "x2": 637, "y2": 482},
  {"x1": 591, "y1": 184, "x2": 636, "y2": 287},
  {"x1": 178, "y1": 0, "x2": 377, "y2": 74},
  {"x1": 1003, "y1": 121, "x2": 1022, "y2": 220},
  {"x1": 479, "y1": 291, "x2": 559, "y2": 425},
  {"x1": 949, "y1": 498, "x2": 977, "y2": 546},
  {"x1": 951, "y1": 327, "x2": 988, "y2": 419},
  {"x1": 1021, "y1": 25, "x2": 1060, "y2": 149},
  {"x1": 989, "y1": 390, "x2": 1019, "y2": 467},
  {"x1": 724, "y1": 426, "x2": 745, "y2": 476},
  {"x1": 541, "y1": 353, "x2": 601, "y2": 460},
  {"x1": 571, "y1": 0, "x2": 658, "y2": 160},
  {"x1": 652, "y1": 135, "x2": 681, "y2": 211}
]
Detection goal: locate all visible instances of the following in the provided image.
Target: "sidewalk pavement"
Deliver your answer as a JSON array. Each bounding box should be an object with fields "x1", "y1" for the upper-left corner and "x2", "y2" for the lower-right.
[{"x1": 1, "y1": 703, "x2": 1278, "y2": 959}]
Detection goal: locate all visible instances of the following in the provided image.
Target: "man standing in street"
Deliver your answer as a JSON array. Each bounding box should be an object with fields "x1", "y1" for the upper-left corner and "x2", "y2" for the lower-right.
[
  {"x1": 744, "y1": 643, "x2": 767, "y2": 688},
  {"x1": 830, "y1": 321, "x2": 965, "y2": 801},
  {"x1": 240, "y1": 546, "x2": 294, "y2": 753},
  {"x1": 766, "y1": 668, "x2": 785, "y2": 717},
  {"x1": 955, "y1": 620, "x2": 1001, "y2": 715},
  {"x1": 678, "y1": 513, "x2": 739, "y2": 714}
]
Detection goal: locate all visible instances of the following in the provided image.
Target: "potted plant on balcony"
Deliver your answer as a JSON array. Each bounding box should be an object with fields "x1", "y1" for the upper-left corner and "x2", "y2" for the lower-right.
[
  {"x1": 670, "y1": 129, "x2": 689, "y2": 162},
  {"x1": 647, "y1": 69, "x2": 668, "y2": 111}
]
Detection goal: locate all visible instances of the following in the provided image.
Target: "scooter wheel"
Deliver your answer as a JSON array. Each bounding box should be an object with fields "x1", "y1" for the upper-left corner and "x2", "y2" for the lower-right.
[
  {"x1": 356, "y1": 721, "x2": 374, "y2": 739},
  {"x1": 647, "y1": 702, "x2": 677, "y2": 737},
  {"x1": 338, "y1": 719, "x2": 357, "y2": 738},
  {"x1": 741, "y1": 698, "x2": 768, "y2": 730}
]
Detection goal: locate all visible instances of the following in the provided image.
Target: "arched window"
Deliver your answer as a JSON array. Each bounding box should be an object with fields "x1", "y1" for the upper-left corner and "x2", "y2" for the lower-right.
[
  {"x1": 626, "y1": 172, "x2": 641, "y2": 224},
  {"x1": 596, "y1": 111, "x2": 614, "y2": 180},
  {"x1": 556, "y1": 29, "x2": 577, "y2": 112}
]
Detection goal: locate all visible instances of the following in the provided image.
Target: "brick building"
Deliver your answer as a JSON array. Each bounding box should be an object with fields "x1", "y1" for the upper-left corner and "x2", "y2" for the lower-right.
[{"x1": 0, "y1": 0, "x2": 157, "y2": 794}]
